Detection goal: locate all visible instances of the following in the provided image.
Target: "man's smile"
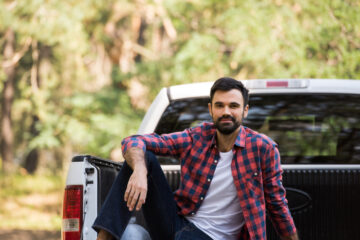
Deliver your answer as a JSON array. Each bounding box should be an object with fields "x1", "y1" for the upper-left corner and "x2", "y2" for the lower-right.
[{"x1": 218, "y1": 116, "x2": 235, "y2": 124}]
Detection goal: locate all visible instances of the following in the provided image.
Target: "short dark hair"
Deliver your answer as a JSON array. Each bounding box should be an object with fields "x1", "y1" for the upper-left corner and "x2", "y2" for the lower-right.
[{"x1": 210, "y1": 77, "x2": 249, "y2": 107}]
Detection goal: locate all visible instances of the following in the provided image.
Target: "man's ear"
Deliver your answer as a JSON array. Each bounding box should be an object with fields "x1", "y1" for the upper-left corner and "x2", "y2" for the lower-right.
[
  {"x1": 208, "y1": 102, "x2": 212, "y2": 116},
  {"x1": 243, "y1": 104, "x2": 249, "y2": 118}
]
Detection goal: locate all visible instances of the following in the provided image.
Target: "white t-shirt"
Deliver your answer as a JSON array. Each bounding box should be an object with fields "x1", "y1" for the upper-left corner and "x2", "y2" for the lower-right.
[{"x1": 186, "y1": 150, "x2": 245, "y2": 240}]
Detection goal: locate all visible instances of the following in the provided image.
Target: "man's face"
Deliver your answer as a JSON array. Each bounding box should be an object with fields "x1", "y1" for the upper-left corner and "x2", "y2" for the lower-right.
[{"x1": 208, "y1": 89, "x2": 249, "y2": 135}]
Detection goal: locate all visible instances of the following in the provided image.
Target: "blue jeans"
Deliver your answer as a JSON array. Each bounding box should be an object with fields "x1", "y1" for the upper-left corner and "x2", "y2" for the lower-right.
[
  {"x1": 93, "y1": 152, "x2": 212, "y2": 240},
  {"x1": 121, "y1": 221, "x2": 151, "y2": 240}
]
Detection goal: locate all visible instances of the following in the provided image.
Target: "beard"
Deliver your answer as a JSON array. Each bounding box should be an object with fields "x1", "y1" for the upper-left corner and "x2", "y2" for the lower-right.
[{"x1": 213, "y1": 115, "x2": 242, "y2": 135}]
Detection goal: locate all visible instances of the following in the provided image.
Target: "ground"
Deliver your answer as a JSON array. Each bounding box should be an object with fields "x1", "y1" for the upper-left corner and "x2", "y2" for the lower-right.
[
  {"x1": 0, "y1": 173, "x2": 63, "y2": 240},
  {"x1": 0, "y1": 229, "x2": 60, "y2": 240}
]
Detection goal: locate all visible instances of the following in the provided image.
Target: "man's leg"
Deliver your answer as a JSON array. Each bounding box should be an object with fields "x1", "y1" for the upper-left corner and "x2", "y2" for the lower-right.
[
  {"x1": 174, "y1": 220, "x2": 213, "y2": 240},
  {"x1": 120, "y1": 223, "x2": 151, "y2": 240},
  {"x1": 93, "y1": 159, "x2": 134, "y2": 240},
  {"x1": 141, "y1": 156, "x2": 213, "y2": 240},
  {"x1": 140, "y1": 151, "x2": 181, "y2": 239},
  {"x1": 93, "y1": 151, "x2": 180, "y2": 240}
]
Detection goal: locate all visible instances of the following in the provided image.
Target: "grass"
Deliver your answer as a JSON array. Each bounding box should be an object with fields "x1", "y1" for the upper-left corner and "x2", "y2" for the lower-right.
[{"x1": 0, "y1": 172, "x2": 64, "y2": 230}]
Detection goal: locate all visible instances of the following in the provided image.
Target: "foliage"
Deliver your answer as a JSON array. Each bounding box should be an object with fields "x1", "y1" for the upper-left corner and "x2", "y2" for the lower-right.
[
  {"x1": 0, "y1": 172, "x2": 62, "y2": 197},
  {"x1": 0, "y1": 172, "x2": 63, "y2": 230},
  {"x1": 0, "y1": 0, "x2": 359, "y2": 172}
]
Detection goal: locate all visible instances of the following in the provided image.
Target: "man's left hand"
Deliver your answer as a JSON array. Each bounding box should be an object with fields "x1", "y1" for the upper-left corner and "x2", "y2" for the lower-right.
[{"x1": 280, "y1": 233, "x2": 299, "y2": 240}]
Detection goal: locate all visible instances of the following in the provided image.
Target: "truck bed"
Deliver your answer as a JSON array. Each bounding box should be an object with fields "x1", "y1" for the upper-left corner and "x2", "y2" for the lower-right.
[{"x1": 84, "y1": 155, "x2": 360, "y2": 240}]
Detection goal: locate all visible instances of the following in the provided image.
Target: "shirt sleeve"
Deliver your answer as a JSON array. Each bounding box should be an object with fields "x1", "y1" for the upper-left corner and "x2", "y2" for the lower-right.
[
  {"x1": 121, "y1": 129, "x2": 193, "y2": 158},
  {"x1": 262, "y1": 145, "x2": 297, "y2": 237}
]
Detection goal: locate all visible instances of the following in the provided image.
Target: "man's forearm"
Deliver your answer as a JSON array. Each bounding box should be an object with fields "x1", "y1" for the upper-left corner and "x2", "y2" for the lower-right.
[
  {"x1": 123, "y1": 147, "x2": 148, "y2": 211},
  {"x1": 124, "y1": 147, "x2": 147, "y2": 172}
]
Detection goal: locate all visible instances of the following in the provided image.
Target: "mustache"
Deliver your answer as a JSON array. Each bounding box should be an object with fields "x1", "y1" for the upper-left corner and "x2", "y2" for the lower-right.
[{"x1": 218, "y1": 115, "x2": 236, "y2": 122}]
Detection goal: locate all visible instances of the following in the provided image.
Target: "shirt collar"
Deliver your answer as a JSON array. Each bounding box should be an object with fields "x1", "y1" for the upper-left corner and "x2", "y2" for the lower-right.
[{"x1": 235, "y1": 125, "x2": 246, "y2": 148}]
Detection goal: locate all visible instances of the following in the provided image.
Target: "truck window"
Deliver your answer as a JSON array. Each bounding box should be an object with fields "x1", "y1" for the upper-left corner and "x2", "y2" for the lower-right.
[{"x1": 155, "y1": 94, "x2": 360, "y2": 164}]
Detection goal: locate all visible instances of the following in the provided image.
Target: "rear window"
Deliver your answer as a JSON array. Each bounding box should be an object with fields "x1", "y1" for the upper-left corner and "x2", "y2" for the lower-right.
[{"x1": 155, "y1": 94, "x2": 360, "y2": 164}]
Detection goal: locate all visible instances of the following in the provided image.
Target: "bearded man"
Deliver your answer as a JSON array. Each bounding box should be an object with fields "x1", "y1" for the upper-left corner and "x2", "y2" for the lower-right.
[{"x1": 93, "y1": 77, "x2": 298, "y2": 240}]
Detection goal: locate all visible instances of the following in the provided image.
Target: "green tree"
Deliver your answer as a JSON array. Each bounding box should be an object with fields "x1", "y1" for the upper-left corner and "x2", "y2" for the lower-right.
[{"x1": 0, "y1": 0, "x2": 359, "y2": 174}]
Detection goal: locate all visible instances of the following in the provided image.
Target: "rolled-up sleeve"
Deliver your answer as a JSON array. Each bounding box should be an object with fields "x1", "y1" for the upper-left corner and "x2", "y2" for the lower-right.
[
  {"x1": 121, "y1": 129, "x2": 193, "y2": 158},
  {"x1": 262, "y1": 145, "x2": 297, "y2": 237}
]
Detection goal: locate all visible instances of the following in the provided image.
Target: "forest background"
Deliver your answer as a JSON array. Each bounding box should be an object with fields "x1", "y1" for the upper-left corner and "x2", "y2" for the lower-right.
[{"x1": 0, "y1": 0, "x2": 359, "y2": 234}]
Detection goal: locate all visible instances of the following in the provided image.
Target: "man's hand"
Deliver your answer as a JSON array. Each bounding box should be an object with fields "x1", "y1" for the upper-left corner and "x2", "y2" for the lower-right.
[
  {"x1": 280, "y1": 233, "x2": 299, "y2": 240},
  {"x1": 123, "y1": 147, "x2": 148, "y2": 211},
  {"x1": 97, "y1": 229, "x2": 114, "y2": 240},
  {"x1": 124, "y1": 165, "x2": 148, "y2": 211}
]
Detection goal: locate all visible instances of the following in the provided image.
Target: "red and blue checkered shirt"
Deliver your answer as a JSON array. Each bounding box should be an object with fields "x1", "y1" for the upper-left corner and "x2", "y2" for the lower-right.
[{"x1": 121, "y1": 122, "x2": 296, "y2": 240}]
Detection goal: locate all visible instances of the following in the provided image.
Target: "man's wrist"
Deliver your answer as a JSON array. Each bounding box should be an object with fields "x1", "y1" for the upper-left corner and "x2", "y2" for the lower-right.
[
  {"x1": 133, "y1": 162, "x2": 148, "y2": 174},
  {"x1": 124, "y1": 147, "x2": 147, "y2": 171}
]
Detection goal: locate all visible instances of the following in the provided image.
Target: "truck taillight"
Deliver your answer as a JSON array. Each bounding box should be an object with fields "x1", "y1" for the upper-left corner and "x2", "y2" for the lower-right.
[
  {"x1": 247, "y1": 79, "x2": 309, "y2": 89},
  {"x1": 62, "y1": 185, "x2": 83, "y2": 240},
  {"x1": 266, "y1": 80, "x2": 288, "y2": 87}
]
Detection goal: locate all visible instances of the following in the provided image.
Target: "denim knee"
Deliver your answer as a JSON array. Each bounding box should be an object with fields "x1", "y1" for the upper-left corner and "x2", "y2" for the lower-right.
[
  {"x1": 120, "y1": 224, "x2": 151, "y2": 240},
  {"x1": 144, "y1": 151, "x2": 159, "y2": 171}
]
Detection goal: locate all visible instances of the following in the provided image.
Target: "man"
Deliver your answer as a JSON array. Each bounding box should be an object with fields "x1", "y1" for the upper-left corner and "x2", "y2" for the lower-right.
[{"x1": 93, "y1": 77, "x2": 298, "y2": 240}]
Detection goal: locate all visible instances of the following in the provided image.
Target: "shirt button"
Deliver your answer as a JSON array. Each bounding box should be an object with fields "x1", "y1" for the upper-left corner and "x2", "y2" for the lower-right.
[
  {"x1": 254, "y1": 172, "x2": 258, "y2": 176},
  {"x1": 207, "y1": 178, "x2": 211, "y2": 182},
  {"x1": 191, "y1": 212, "x2": 195, "y2": 215},
  {"x1": 200, "y1": 196, "x2": 204, "y2": 200},
  {"x1": 214, "y1": 160, "x2": 218, "y2": 163}
]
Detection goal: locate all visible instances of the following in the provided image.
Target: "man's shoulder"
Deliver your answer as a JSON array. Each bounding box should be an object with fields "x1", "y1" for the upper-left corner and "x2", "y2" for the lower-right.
[
  {"x1": 243, "y1": 126, "x2": 277, "y2": 148},
  {"x1": 189, "y1": 122, "x2": 215, "y2": 139}
]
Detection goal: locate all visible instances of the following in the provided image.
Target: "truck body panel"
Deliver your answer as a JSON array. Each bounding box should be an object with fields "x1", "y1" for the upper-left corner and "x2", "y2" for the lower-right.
[{"x1": 63, "y1": 79, "x2": 360, "y2": 240}]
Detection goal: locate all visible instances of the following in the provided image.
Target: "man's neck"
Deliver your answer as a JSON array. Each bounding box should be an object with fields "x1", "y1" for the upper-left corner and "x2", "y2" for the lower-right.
[{"x1": 216, "y1": 128, "x2": 240, "y2": 152}]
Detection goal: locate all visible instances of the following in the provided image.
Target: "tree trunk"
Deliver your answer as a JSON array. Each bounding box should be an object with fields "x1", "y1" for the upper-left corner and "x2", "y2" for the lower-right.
[
  {"x1": 24, "y1": 41, "x2": 42, "y2": 174},
  {"x1": 24, "y1": 148, "x2": 39, "y2": 174},
  {"x1": 1, "y1": 29, "x2": 16, "y2": 173},
  {"x1": 24, "y1": 116, "x2": 39, "y2": 174}
]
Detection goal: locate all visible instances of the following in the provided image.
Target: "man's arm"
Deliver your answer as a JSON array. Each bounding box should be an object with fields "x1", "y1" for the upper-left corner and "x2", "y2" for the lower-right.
[
  {"x1": 121, "y1": 130, "x2": 193, "y2": 211},
  {"x1": 123, "y1": 147, "x2": 148, "y2": 211},
  {"x1": 261, "y1": 145, "x2": 298, "y2": 239},
  {"x1": 121, "y1": 130, "x2": 193, "y2": 158}
]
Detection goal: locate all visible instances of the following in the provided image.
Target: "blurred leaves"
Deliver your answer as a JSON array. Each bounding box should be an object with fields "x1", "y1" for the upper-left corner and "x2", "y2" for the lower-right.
[{"x1": 0, "y1": 0, "x2": 359, "y2": 171}]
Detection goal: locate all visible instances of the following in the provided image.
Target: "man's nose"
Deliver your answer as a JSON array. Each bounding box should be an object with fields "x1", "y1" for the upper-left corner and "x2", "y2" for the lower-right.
[{"x1": 223, "y1": 106, "x2": 231, "y2": 115}]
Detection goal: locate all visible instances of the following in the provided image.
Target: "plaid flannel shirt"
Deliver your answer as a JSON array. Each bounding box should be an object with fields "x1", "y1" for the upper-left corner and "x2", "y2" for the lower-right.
[{"x1": 121, "y1": 122, "x2": 296, "y2": 240}]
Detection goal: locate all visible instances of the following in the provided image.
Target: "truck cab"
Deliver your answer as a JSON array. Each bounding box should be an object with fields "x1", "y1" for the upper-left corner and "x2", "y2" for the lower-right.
[{"x1": 63, "y1": 79, "x2": 360, "y2": 240}]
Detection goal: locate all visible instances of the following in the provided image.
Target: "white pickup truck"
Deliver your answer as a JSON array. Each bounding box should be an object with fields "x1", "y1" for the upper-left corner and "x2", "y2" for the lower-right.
[{"x1": 62, "y1": 79, "x2": 360, "y2": 240}]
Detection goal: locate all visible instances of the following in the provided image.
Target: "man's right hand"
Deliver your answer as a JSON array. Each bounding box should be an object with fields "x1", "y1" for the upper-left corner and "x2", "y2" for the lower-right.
[
  {"x1": 97, "y1": 229, "x2": 114, "y2": 240},
  {"x1": 123, "y1": 147, "x2": 148, "y2": 211}
]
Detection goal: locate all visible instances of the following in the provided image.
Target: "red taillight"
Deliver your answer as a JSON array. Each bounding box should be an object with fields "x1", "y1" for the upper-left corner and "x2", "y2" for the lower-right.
[
  {"x1": 266, "y1": 81, "x2": 289, "y2": 87},
  {"x1": 62, "y1": 185, "x2": 83, "y2": 240},
  {"x1": 247, "y1": 79, "x2": 309, "y2": 89}
]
